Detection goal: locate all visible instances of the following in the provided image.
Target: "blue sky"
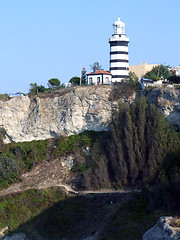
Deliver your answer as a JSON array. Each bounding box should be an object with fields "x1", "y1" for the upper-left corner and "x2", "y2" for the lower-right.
[{"x1": 0, "y1": 0, "x2": 180, "y2": 93}]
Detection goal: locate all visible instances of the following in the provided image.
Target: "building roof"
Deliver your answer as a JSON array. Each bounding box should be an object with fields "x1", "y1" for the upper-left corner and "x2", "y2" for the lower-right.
[{"x1": 86, "y1": 70, "x2": 112, "y2": 75}]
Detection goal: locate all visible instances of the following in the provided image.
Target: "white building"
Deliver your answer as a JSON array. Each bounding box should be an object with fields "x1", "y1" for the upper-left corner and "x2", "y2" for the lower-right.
[
  {"x1": 109, "y1": 18, "x2": 129, "y2": 82},
  {"x1": 140, "y1": 78, "x2": 162, "y2": 89},
  {"x1": 86, "y1": 70, "x2": 112, "y2": 85}
]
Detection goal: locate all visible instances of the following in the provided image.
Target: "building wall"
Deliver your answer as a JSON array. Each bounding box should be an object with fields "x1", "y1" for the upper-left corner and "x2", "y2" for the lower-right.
[
  {"x1": 129, "y1": 62, "x2": 159, "y2": 78},
  {"x1": 87, "y1": 74, "x2": 112, "y2": 85},
  {"x1": 176, "y1": 66, "x2": 180, "y2": 76}
]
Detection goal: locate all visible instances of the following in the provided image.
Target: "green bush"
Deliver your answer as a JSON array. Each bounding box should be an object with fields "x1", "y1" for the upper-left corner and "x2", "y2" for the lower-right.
[
  {"x1": 0, "y1": 94, "x2": 9, "y2": 101},
  {"x1": 0, "y1": 154, "x2": 23, "y2": 188}
]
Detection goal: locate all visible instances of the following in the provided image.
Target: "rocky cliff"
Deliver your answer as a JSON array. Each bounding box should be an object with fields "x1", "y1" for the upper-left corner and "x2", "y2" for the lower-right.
[
  {"x1": 0, "y1": 85, "x2": 179, "y2": 143},
  {"x1": 0, "y1": 85, "x2": 135, "y2": 143},
  {"x1": 142, "y1": 216, "x2": 180, "y2": 240},
  {"x1": 147, "y1": 86, "x2": 180, "y2": 134}
]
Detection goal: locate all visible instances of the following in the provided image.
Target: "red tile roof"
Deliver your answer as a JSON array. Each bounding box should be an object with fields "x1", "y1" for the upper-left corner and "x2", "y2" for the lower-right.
[{"x1": 86, "y1": 70, "x2": 112, "y2": 75}]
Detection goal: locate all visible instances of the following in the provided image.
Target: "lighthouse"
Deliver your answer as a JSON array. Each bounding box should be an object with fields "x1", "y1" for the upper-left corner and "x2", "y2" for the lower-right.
[{"x1": 109, "y1": 18, "x2": 129, "y2": 82}]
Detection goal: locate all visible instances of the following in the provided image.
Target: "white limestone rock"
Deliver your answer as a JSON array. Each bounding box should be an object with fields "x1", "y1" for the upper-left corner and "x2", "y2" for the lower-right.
[
  {"x1": 0, "y1": 86, "x2": 134, "y2": 143},
  {"x1": 147, "y1": 87, "x2": 180, "y2": 134},
  {"x1": 2, "y1": 233, "x2": 29, "y2": 240},
  {"x1": 142, "y1": 216, "x2": 180, "y2": 240}
]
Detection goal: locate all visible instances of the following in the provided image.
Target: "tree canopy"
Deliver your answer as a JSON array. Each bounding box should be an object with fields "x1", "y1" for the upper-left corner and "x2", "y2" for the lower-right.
[
  {"x1": 48, "y1": 78, "x2": 60, "y2": 88},
  {"x1": 69, "y1": 76, "x2": 80, "y2": 85},
  {"x1": 29, "y1": 83, "x2": 47, "y2": 94},
  {"x1": 125, "y1": 71, "x2": 138, "y2": 85},
  {"x1": 144, "y1": 64, "x2": 170, "y2": 81},
  {"x1": 168, "y1": 75, "x2": 180, "y2": 84},
  {"x1": 90, "y1": 62, "x2": 103, "y2": 72}
]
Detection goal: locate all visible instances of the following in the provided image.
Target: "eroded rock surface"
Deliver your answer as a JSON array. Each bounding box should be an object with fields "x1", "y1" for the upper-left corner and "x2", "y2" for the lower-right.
[
  {"x1": 2, "y1": 233, "x2": 28, "y2": 240},
  {"x1": 0, "y1": 86, "x2": 123, "y2": 143},
  {"x1": 147, "y1": 87, "x2": 180, "y2": 134},
  {"x1": 142, "y1": 216, "x2": 180, "y2": 240},
  {"x1": 0, "y1": 85, "x2": 179, "y2": 143}
]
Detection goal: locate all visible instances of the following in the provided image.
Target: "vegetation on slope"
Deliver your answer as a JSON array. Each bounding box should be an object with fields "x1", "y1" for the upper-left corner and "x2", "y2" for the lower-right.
[
  {"x1": 0, "y1": 94, "x2": 179, "y2": 239},
  {"x1": 0, "y1": 186, "x2": 177, "y2": 240},
  {"x1": 0, "y1": 130, "x2": 102, "y2": 190},
  {"x1": 77, "y1": 96, "x2": 180, "y2": 190},
  {"x1": 0, "y1": 187, "x2": 167, "y2": 240},
  {"x1": 0, "y1": 96, "x2": 179, "y2": 192}
]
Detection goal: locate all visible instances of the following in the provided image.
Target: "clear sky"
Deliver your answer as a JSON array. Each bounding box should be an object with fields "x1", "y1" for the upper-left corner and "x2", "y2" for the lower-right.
[{"x1": 0, "y1": 0, "x2": 180, "y2": 94}]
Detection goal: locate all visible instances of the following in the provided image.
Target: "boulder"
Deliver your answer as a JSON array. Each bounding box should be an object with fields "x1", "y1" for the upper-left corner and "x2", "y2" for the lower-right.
[{"x1": 142, "y1": 216, "x2": 180, "y2": 240}]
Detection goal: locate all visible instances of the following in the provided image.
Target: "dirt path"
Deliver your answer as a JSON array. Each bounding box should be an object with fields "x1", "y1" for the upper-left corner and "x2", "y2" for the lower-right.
[
  {"x1": 0, "y1": 157, "x2": 138, "y2": 197},
  {"x1": 0, "y1": 158, "x2": 79, "y2": 197}
]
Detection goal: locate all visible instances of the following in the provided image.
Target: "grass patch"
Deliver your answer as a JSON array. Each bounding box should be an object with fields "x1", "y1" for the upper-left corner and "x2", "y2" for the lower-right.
[
  {"x1": 0, "y1": 187, "x2": 66, "y2": 231},
  {"x1": 1, "y1": 190, "x2": 175, "y2": 240},
  {"x1": 101, "y1": 197, "x2": 167, "y2": 240}
]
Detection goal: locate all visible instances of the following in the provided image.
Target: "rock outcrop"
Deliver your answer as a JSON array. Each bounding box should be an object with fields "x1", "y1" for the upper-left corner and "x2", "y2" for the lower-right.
[
  {"x1": 2, "y1": 233, "x2": 28, "y2": 240},
  {"x1": 142, "y1": 216, "x2": 180, "y2": 240},
  {"x1": 0, "y1": 85, "x2": 179, "y2": 143},
  {"x1": 0, "y1": 85, "x2": 135, "y2": 143},
  {"x1": 147, "y1": 87, "x2": 180, "y2": 134}
]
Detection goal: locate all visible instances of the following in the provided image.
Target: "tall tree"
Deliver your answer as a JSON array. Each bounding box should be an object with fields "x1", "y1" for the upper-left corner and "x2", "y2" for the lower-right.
[
  {"x1": 90, "y1": 62, "x2": 103, "y2": 72},
  {"x1": 105, "y1": 96, "x2": 180, "y2": 187}
]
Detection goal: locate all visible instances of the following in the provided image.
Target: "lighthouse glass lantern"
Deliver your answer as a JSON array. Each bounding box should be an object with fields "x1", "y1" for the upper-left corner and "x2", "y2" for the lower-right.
[{"x1": 109, "y1": 17, "x2": 129, "y2": 82}]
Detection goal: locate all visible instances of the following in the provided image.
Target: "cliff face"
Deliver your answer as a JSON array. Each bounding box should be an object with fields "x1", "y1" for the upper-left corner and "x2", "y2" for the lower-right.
[
  {"x1": 0, "y1": 85, "x2": 135, "y2": 143},
  {"x1": 147, "y1": 87, "x2": 180, "y2": 134},
  {"x1": 0, "y1": 85, "x2": 179, "y2": 144}
]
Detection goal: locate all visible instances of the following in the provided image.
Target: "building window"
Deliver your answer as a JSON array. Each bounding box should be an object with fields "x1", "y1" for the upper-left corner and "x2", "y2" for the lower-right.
[{"x1": 89, "y1": 77, "x2": 93, "y2": 84}]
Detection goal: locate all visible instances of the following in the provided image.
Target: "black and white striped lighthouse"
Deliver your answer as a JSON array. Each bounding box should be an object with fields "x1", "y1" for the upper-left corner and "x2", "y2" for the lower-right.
[{"x1": 109, "y1": 18, "x2": 129, "y2": 82}]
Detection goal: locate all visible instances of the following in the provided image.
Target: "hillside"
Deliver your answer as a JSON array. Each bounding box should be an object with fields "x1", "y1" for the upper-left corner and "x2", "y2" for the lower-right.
[
  {"x1": 0, "y1": 84, "x2": 179, "y2": 144},
  {"x1": 0, "y1": 84, "x2": 180, "y2": 240}
]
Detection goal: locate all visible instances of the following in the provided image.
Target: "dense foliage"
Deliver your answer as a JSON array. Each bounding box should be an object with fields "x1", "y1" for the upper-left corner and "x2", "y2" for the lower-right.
[
  {"x1": 125, "y1": 71, "x2": 139, "y2": 86},
  {"x1": 74, "y1": 96, "x2": 180, "y2": 191},
  {"x1": 69, "y1": 76, "x2": 80, "y2": 85},
  {"x1": 168, "y1": 75, "x2": 180, "y2": 84},
  {"x1": 29, "y1": 83, "x2": 48, "y2": 94},
  {"x1": 48, "y1": 78, "x2": 60, "y2": 88},
  {"x1": 0, "y1": 131, "x2": 102, "y2": 189},
  {"x1": 144, "y1": 64, "x2": 170, "y2": 80},
  {"x1": 105, "y1": 96, "x2": 180, "y2": 187}
]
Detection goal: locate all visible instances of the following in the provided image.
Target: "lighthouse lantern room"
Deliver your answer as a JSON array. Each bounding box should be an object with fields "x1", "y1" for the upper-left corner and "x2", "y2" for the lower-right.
[{"x1": 109, "y1": 18, "x2": 129, "y2": 82}]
